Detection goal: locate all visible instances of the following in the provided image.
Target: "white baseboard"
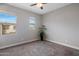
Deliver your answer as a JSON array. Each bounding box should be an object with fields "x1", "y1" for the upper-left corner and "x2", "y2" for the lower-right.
[
  {"x1": 1, "y1": 39, "x2": 79, "y2": 50},
  {"x1": 0, "y1": 39, "x2": 38, "y2": 49},
  {"x1": 46, "y1": 39, "x2": 79, "y2": 50}
]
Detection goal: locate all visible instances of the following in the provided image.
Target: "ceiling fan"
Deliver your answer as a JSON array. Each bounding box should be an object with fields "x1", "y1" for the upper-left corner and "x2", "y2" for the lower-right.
[{"x1": 30, "y1": 3, "x2": 47, "y2": 10}]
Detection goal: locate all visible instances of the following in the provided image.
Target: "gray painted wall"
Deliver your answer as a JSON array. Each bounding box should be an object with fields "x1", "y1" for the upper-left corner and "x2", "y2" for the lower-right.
[
  {"x1": 43, "y1": 4, "x2": 79, "y2": 49},
  {"x1": 0, "y1": 4, "x2": 42, "y2": 48}
]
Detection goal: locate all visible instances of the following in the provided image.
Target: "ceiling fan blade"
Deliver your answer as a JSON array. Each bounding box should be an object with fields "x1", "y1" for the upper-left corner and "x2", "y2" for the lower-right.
[
  {"x1": 42, "y1": 3, "x2": 47, "y2": 4},
  {"x1": 40, "y1": 6, "x2": 43, "y2": 10},
  {"x1": 30, "y1": 4, "x2": 37, "y2": 6}
]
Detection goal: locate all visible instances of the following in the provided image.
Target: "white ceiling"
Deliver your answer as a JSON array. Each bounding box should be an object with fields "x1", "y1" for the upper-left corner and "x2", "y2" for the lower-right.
[{"x1": 8, "y1": 3, "x2": 71, "y2": 15}]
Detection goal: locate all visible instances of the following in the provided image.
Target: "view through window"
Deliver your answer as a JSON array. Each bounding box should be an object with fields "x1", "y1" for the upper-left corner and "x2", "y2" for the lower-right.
[
  {"x1": 29, "y1": 17, "x2": 36, "y2": 30},
  {"x1": 0, "y1": 12, "x2": 16, "y2": 35}
]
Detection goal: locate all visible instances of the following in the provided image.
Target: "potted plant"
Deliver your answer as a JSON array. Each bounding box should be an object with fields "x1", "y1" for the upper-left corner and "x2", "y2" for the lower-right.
[{"x1": 38, "y1": 25, "x2": 47, "y2": 41}]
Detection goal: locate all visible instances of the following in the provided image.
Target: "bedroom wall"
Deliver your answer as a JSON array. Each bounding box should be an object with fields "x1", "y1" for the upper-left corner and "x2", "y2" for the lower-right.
[
  {"x1": 43, "y1": 4, "x2": 79, "y2": 49},
  {"x1": 0, "y1": 4, "x2": 42, "y2": 49}
]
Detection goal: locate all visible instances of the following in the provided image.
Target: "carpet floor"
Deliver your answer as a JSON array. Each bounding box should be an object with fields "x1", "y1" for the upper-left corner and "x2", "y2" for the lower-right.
[{"x1": 0, "y1": 40, "x2": 79, "y2": 56}]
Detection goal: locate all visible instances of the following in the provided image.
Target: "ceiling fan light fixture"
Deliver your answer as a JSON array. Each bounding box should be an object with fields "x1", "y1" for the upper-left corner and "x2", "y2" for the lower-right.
[{"x1": 36, "y1": 3, "x2": 43, "y2": 8}]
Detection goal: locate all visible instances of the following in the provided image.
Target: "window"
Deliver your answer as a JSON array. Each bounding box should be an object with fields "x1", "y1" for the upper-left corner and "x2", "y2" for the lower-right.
[
  {"x1": 0, "y1": 12, "x2": 16, "y2": 35},
  {"x1": 29, "y1": 17, "x2": 36, "y2": 30}
]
